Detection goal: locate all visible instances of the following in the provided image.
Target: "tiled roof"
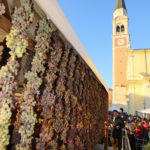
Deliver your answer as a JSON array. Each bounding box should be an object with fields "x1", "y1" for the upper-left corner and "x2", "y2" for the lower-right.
[{"x1": 115, "y1": 0, "x2": 126, "y2": 10}]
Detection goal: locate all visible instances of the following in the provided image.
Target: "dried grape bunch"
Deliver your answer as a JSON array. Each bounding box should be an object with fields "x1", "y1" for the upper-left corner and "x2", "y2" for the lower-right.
[
  {"x1": 58, "y1": 90, "x2": 71, "y2": 146},
  {"x1": 36, "y1": 85, "x2": 56, "y2": 149},
  {"x1": 50, "y1": 140, "x2": 59, "y2": 150},
  {"x1": 66, "y1": 51, "x2": 77, "y2": 95},
  {"x1": 36, "y1": 122, "x2": 54, "y2": 149},
  {"x1": 50, "y1": 48, "x2": 63, "y2": 67},
  {"x1": 37, "y1": 36, "x2": 66, "y2": 148},
  {"x1": 45, "y1": 73, "x2": 57, "y2": 89},
  {"x1": 41, "y1": 86, "x2": 56, "y2": 119},
  {"x1": 53, "y1": 118, "x2": 64, "y2": 134},
  {"x1": 55, "y1": 49, "x2": 70, "y2": 96},
  {"x1": 6, "y1": 2, "x2": 34, "y2": 58},
  {"x1": 45, "y1": 48, "x2": 63, "y2": 90},
  {"x1": 52, "y1": 32, "x2": 63, "y2": 51},
  {"x1": 55, "y1": 77, "x2": 66, "y2": 96},
  {"x1": 67, "y1": 52, "x2": 76, "y2": 78},
  {"x1": 0, "y1": 0, "x2": 33, "y2": 149},
  {"x1": 59, "y1": 49, "x2": 70, "y2": 76},
  {"x1": 17, "y1": 18, "x2": 52, "y2": 150}
]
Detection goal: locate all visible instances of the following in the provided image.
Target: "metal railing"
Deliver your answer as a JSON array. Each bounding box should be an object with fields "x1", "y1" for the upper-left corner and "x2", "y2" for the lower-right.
[
  {"x1": 123, "y1": 129, "x2": 131, "y2": 150},
  {"x1": 122, "y1": 129, "x2": 148, "y2": 150},
  {"x1": 108, "y1": 128, "x2": 131, "y2": 150}
]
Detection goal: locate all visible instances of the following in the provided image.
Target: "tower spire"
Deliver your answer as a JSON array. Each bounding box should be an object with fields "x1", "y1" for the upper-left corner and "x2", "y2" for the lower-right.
[{"x1": 115, "y1": 0, "x2": 126, "y2": 10}]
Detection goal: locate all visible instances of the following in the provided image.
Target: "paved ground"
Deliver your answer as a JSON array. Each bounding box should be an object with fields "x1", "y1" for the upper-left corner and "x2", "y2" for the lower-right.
[{"x1": 95, "y1": 144, "x2": 113, "y2": 150}]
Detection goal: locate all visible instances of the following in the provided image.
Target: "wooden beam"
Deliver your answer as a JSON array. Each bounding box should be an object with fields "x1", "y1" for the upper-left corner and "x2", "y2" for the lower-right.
[
  {"x1": 2, "y1": 0, "x2": 12, "y2": 20},
  {"x1": 0, "y1": 15, "x2": 35, "y2": 51},
  {"x1": 0, "y1": 15, "x2": 11, "y2": 33}
]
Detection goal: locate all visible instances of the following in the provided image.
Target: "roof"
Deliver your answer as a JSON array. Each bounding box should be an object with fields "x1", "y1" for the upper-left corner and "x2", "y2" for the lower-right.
[
  {"x1": 115, "y1": 0, "x2": 126, "y2": 10},
  {"x1": 128, "y1": 49, "x2": 150, "y2": 53},
  {"x1": 133, "y1": 49, "x2": 150, "y2": 51},
  {"x1": 137, "y1": 108, "x2": 150, "y2": 114},
  {"x1": 109, "y1": 88, "x2": 112, "y2": 91}
]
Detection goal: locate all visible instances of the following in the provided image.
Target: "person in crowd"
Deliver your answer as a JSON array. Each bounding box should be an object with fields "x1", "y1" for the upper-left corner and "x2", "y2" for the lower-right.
[
  {"x1": 133, "y1": 119, "x2": 138, "y2": 127},
  {"x1": 112, "y1": 110, "x2": 124, "y2": 150},
  {"x1": 129, "y1": 116, "x2": 134, "y2": 122},
  {"x1": 137, "y1": 116, "x2": 142, "y2": 122},
  {"x1": 135, "y1": 124, "x2": 143, "y2": 150},
  {"x1": 108, "y1": 113, "x2": 113, "y2": 146},
  {"x1": 108, "y1": 110, "x2": 150, "y2": 149},
  {"x1": 141, "y1": 120, "x2": 149, "y2": 144},
  {"x1": 125, "y1": 119, "x2": 130, "y2": 130},
  {"x1": 127, "y1": 128, "x2": 136, "y2": 150}
]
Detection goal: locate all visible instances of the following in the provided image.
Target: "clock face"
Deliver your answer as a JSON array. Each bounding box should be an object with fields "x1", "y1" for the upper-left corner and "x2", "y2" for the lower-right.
[
  {"x1": 115, "y1": 38, "x2": 126, "y2": 46},
  {"x1": 117, "y1": 39, "x2": 125, "y2": 45}
]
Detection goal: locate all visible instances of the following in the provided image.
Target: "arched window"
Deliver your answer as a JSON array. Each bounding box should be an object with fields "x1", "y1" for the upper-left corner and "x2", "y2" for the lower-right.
[
  {"x1": 121, "y1": 25, "x2": 125, "y2": 32},
  {"x1": 116, "y1": 26, "x2": 120, "y2": 32}
]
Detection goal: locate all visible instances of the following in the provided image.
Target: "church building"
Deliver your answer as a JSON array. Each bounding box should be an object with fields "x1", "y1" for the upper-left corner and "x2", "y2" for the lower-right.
[{"x1": 112, "y1": 0, "x2": 150, "y2": 114}]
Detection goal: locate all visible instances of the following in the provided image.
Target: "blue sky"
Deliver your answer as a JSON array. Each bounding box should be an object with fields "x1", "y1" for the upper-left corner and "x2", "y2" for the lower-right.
[{"x1": 57, "y1": 0, "x2": 150, "y2": 88}]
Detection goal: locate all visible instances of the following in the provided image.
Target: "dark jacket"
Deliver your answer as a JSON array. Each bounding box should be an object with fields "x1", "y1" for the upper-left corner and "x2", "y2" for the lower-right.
[
  {"x1": 112, "y1": 115, "x2": 124, "y2": 138},
  {"x1": 128, "y1": 133, "x2": 136, "y2": 150}
]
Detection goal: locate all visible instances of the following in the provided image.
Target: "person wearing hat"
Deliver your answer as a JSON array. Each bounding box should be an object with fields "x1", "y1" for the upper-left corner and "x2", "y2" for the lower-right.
[{"x1": 112, "y1": 110, "x2": 125, "y2": 150}]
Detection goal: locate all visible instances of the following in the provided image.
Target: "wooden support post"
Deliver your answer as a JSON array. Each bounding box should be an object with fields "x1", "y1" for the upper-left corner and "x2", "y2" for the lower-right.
[
  {"x1": 104, "y1": 121, "x2": 108, "y2": 150},
  {"x1": 0, "y1": 15, "x2": 11, "y2": 33},
  {"x1": 104, "y1": 94, "x2": 109, "y2": 150}
]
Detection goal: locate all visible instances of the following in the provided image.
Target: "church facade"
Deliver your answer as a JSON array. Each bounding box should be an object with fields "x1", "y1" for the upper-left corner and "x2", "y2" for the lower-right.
[{"x1": 112, "y1": 0, "x2": 150, "y2": 114}]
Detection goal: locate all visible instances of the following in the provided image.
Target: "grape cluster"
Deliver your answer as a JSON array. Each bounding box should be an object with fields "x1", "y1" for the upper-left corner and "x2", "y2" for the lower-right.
[
  {"x1": 0, "y1": 0, "x2": 33, "y2": 149},
  {"x1": 36, "y1": 35, "x2": 63, "y2": 149},
  {"x1": 6, "y1": 0, "x2": 33, "y2": 58},
  {"x1": 17, "y1": 18, "x2": 52, "y2": 150}
]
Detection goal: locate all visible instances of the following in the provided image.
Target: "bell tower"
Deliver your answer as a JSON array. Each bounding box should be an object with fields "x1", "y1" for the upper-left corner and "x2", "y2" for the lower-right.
[{"x1": 112, "y1": 0, "x2": 130, "y2": 110}]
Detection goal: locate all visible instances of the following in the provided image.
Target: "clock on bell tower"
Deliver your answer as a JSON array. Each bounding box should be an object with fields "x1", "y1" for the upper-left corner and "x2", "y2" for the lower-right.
[
  {"x1": 112, "y1": 0, "x2": 130, "y2": 109},
  {"x1": 115, "y1": 37, "x2": 127, "y2": 47}
]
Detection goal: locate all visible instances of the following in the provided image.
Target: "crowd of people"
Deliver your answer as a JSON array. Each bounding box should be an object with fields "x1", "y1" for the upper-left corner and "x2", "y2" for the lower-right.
[{"x1": 108, "y1": 110, "x2": 150, "y2": 150}]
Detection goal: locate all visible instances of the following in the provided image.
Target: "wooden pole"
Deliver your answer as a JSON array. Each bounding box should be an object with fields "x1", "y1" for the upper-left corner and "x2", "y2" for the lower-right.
[
  {"x1": 0, "y1": 15, "x2": 11, "y2": 33},
  {"x1": 104, "y1": 94, "x2": 109, "y2": 150}
]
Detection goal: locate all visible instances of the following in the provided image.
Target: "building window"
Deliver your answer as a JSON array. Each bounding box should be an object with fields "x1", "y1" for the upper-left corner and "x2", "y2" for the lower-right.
[
  {"x1": 121, "y1": 25, "x2": 125, "y2": 32},
  {"x1": 116, "y1": 26, "x2": 120, "y2": 32}
]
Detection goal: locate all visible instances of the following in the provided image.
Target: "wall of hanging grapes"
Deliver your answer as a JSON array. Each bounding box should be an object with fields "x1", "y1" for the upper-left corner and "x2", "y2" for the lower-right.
[{"x1": 0, "y1": 0, "x2": 108, "y2": 150}]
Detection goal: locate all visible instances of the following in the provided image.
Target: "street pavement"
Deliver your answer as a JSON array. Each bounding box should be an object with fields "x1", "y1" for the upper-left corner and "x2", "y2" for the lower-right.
[{"x1": 95, "y1": 144, "x2": 113, "y2": 150}]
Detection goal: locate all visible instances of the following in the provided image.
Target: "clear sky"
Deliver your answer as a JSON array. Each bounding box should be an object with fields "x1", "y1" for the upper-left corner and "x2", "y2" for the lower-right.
[{"x1": 57, "y1": 0, "x2": 150, "y2": 88}]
